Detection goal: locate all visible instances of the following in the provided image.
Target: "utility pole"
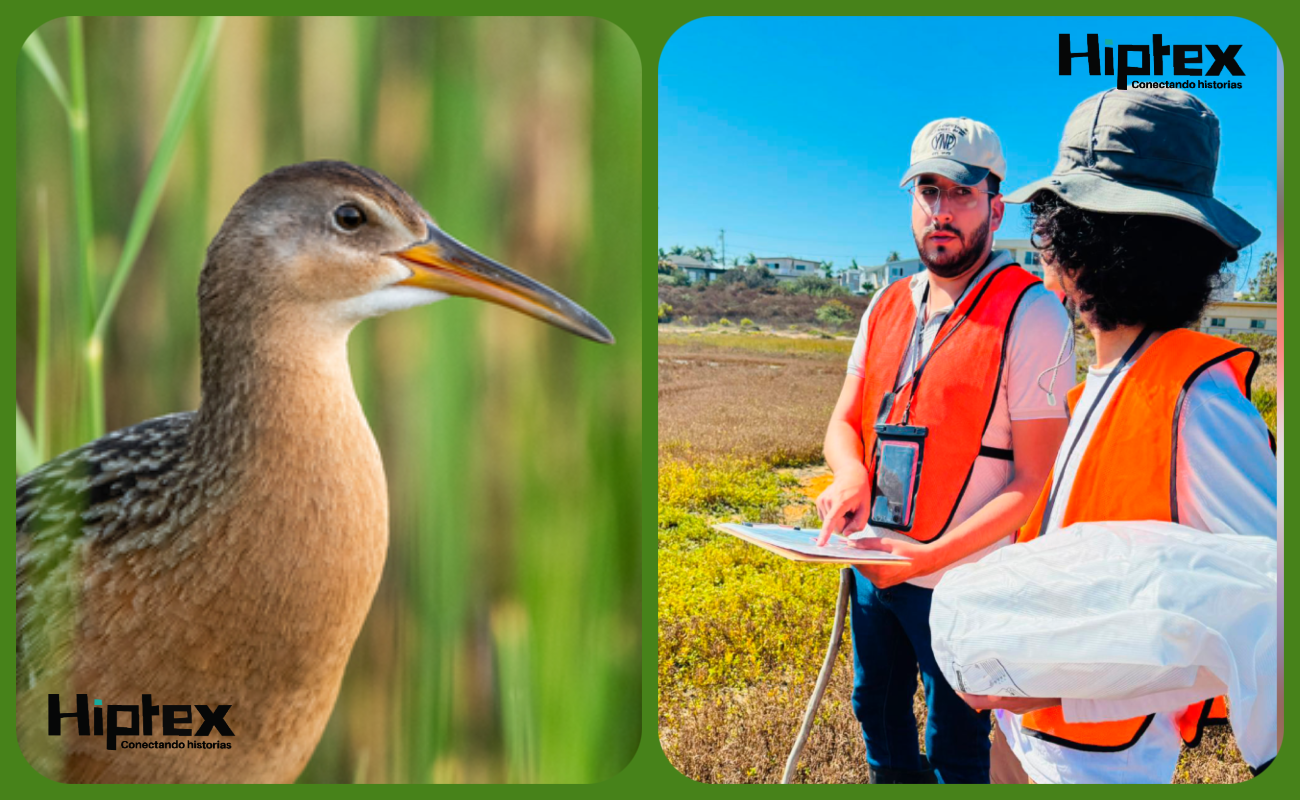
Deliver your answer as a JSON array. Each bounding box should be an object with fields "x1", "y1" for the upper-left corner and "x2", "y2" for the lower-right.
[{"x1": 719, "y1": 229, "x2": 726, "y2": 267}]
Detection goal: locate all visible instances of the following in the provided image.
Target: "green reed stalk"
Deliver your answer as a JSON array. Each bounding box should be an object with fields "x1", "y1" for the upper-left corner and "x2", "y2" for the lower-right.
[
  {"x1": 36, "y1": 188, "x2": 52, "y2": 462},
  {"x1": 16, "y1": 409, "x2": 39, "y2": 476},
  {"x1": 90, "y1": 17, "x2": 224, "y2": 365},
  {"x1": 20, "y1": 31, "x2": 71, "y2": 115},
  {"x1": 65, "y1": 17, "x2": 101, "y2": 439},
  {"x1": 406, "y1": 16, "x2": 487, "y2": 783},
  {"x1": 491, "y1": 603, "x2": 537, "y2": 783},
  {"x1": 25, "y1": 18, "x2": 222, "y2": 444}
]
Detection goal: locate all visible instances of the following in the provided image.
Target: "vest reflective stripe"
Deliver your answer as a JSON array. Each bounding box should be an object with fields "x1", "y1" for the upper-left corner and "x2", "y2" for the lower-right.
[
  {"x1": 858, "y1": 264, "x2": 1039, "y2": 542},
  {"x1": 1017, "y1": 329, "x2": 1260, "y2": 752}
]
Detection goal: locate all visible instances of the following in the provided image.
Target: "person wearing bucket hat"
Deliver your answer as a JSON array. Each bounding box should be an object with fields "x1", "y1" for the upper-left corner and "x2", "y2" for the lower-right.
[
  {"x1": 815, "y1": 117, "x2": 1075, "y2": 783},
  {"x1": 959, "y1": 88, "x2": 1277, "y2": 784}
]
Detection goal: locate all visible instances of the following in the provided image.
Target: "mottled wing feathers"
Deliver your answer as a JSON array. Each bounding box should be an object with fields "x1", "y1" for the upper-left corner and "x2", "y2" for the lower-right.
[
  {"x1": 17, "y1": 412, "x2": 195, "y2": 689},
  {"x1": 18, "y1": 412, "x2": 195, "y2": 541}
]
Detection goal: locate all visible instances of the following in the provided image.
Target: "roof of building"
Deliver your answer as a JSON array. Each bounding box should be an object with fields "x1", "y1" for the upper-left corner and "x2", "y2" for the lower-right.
[
  {"x1": 1204, "y1": 299, "x2": 1278, "y2": 309},
  {"x1": 665, "y1": 254, "x2": 721, "y2": 270}
]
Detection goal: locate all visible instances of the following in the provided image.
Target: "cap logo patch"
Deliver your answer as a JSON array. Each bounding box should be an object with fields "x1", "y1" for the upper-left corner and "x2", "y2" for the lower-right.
[{"x1": 929, "y1": 124, "x2": 968, "y2": 154}]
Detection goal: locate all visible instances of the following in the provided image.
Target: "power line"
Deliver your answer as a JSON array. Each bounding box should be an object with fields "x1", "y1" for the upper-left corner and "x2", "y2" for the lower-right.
[{"x1": 720, "y1": 228, "x2": 888, "y2": 249}]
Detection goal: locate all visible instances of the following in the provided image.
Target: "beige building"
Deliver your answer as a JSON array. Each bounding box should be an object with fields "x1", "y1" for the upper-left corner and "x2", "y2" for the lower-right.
[{"x1": 1198, "y1": 300, "x2": 1278, "y2": 336}]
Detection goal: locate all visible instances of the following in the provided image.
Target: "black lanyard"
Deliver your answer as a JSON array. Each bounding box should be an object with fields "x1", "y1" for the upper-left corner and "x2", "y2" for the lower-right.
[
  {"x1": 878, "y1": 264, "x2": 1011, "y2": 426},
  {"x1": 1034, "y1": 327, "x2": 1153, "y2": 539}
]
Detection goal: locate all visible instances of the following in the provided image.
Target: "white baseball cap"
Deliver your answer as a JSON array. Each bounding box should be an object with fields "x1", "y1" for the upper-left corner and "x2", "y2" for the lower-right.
[{"x1": 900, "y1": 117, "x2": 1006, "y2": 188}]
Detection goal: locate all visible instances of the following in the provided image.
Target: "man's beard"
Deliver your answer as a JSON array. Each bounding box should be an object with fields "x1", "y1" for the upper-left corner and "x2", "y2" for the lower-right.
[{"x1": 914, "y1": 215, "x2": 991, "y2": 278}]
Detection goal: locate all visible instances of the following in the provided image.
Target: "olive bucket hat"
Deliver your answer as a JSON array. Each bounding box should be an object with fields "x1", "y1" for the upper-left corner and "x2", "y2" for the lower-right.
[{"x1": 1005, "y1": 88, "x2": 1260, "y2": 252}]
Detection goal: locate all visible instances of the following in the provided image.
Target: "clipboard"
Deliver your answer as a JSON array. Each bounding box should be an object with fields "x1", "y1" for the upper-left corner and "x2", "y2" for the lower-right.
[{"x1": 713, "y1": 522, "x2": 911, "y2": 565}]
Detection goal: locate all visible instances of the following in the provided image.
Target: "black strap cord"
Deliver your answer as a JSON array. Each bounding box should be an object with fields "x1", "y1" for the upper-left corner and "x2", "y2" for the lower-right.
[
  {"x1": 1034, "y1": 327, "x2": 1153, "y2": 539},
  {"x1": 896, "y1": 263, "x2": 1013, "y2": 425}
]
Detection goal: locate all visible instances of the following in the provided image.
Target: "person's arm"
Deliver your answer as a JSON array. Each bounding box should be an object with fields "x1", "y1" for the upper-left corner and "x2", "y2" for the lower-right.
[
  {"x1": 851, "y1": 415, "x2": 1065, "y2": 586},
  {"x1": 814, "y1": 373, "x2": 869, "y2": 545},
  {"x1": 853, "y1": 288, "x2": 1072, "y2": 587},
  {"x1": 1176, "y1": 364, "x2": 1277, "y2": 537},
  {"x1": 965, "y1": 367, "x2": 1275, "y2": 722}
]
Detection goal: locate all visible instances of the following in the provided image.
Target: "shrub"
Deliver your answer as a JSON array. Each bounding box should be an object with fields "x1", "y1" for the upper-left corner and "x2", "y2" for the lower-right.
[
  {"x1": 716, "y1": 264, "x2": 777, "y2": 289},
  {"x1": 718, "y1": 318, "x2": 732, "y2": 327},
  {"x1": 678, "y1": 315, "x2": 692, "y2": 326},
  {"x1": 1225, "y1": 332, "x2": 1277, "y2": 363},
  {"x1": 815, "y1": 299, "x2": 854, "y2": 328},
  {"x1": 658, "y1": 301, "x2": 673, "y2": 322},
  {"x1": 654, "y1": 283, "x2": 870, "y2": 327},
  {"x1": 782, "y1": 275, "x2": 848, "y2": 298},
  {"x1": 740, "y1": 318, "x2": 753, "y2": 328},
  {"x1": 1252, "y1": 387, "x2": 1276, "y2": 435}
]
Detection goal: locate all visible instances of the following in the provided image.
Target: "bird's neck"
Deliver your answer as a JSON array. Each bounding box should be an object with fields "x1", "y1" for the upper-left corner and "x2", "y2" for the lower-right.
[{"x1": 191, "y1": 313, "x2": 376, "y2": 481}]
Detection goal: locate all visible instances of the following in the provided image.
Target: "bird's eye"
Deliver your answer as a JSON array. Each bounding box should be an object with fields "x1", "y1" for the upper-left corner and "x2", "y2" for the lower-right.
[{"x1": 333, "y1": 204, "x2": 367, "y2": 231}]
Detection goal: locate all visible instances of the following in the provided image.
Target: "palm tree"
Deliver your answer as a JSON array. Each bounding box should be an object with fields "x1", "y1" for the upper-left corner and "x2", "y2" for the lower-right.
[
  {"x1": 885, "y1": 250, "x2": 901, "y2": 263},
  {"x1": 744, "y1": 252, "x2": 757, "y2": 266},
  {"x1": 669, "y1": 244, "x2": 685, "y2": 256}
]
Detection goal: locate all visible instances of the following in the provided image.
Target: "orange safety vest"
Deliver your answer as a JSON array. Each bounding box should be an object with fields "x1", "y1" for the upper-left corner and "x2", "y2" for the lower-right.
[
  {"x1": 859, "y1": 263, "x2": 1040, "y2": 542},
  {"x1": 1017, "y1": 329, "x2": 1260, "y2": 752}
]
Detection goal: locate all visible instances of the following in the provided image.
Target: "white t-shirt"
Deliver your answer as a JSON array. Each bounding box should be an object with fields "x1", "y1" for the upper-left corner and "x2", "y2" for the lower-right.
[
  {"x1": 998, "y1": 340, "x2": 1278, "y2": 784},
  {"x1": 846, "y1": 251, "x2": 1073, "y2": 588}
]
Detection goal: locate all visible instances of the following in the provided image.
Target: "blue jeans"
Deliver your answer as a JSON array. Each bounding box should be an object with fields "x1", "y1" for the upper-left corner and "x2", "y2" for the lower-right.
[{"x1": 848, "y1": 570, "x2": 991, "y2": 784}]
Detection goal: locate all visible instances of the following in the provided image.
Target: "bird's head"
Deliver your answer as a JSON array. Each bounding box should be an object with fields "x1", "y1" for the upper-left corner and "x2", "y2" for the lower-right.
[{"x1": 199, "y1": 160, "x2": 613, "y2": 344}]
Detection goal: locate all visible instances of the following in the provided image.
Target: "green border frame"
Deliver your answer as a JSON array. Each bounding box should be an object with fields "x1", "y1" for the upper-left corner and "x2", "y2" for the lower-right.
[{"x1": 3, "y1": 4, "x2": 1293, "y2": 793}]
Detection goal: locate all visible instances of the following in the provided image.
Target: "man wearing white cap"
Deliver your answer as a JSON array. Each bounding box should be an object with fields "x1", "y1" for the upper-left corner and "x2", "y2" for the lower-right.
[{"x1": 815, "y1": 118, "x2": 1073, "y2": 782}]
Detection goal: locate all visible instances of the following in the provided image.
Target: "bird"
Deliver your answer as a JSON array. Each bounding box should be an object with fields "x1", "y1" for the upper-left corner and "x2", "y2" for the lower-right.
[{"x1": 16, "y1": 160, "x2": 613, "y2": 783}]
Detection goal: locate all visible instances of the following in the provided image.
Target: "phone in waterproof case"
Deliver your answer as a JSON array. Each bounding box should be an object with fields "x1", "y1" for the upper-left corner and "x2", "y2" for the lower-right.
[{"x1": 869, "y1": 424, "x2": 928, "y2": 532}]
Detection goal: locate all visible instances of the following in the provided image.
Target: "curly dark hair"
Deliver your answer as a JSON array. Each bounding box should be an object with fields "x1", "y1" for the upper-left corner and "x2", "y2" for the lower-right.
[{"x1": 1026, "y1": 192, "x2": 1239, "y2": 331}]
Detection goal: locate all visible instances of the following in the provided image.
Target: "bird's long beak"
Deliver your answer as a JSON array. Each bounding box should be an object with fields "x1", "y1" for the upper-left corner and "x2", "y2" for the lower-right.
[{"x1": 391, "y1": 222, "x2": 614, "y2": 344}]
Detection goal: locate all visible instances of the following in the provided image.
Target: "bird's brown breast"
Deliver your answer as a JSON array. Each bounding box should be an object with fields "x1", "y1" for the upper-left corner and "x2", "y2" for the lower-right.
[{"x1": 24, "y1": 340, "x2": 390, "y2": 783}]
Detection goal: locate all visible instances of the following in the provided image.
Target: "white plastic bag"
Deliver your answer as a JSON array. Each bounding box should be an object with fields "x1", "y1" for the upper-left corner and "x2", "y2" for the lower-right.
[{"x1": 930, "y1": 521, "x2": 1276, "y2": 768}]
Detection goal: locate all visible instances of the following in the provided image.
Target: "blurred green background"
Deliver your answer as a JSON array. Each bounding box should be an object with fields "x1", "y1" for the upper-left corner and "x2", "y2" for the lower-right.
[{"x1": 16, "y1": 16, "x2": 641, "y2": 783}]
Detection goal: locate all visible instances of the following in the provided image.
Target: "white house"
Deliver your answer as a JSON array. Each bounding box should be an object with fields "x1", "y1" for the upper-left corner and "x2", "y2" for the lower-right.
[
  {"x1": 835, "y1": 269, "x2": 863, "y2": 293},
  {"x1": 861, "y1": 258, "x2": 926, "y2": 291},
  {"x1": 665, "y1": 254, "x2": 728, "y2": 284},
  {"x1": 757, "y1": 256, "x2": 820, "y2": 282}
]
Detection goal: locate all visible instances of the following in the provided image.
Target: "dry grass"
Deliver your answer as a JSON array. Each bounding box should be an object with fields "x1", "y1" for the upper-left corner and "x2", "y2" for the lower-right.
[
  {"x1": 658, "y1": 283, "x2": 871, "y2": 329},
  {"x1": 660, "y1": 659, "x2": 875, "y2": 784},
  {"x1": 658, "y1": 329, "x2": 1259, "y2": 785},
  {"x1": 658, "y1": 332, "x2": 850, "y2": 466},
  {"x1": 662, "y1": 667, "x2": 1252, "y2": 784}
]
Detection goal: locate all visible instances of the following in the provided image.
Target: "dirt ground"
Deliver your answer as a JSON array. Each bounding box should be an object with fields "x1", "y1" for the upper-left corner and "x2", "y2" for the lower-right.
[{"x1": 658, "y1": 333, "x2": 849, "y2": 465}]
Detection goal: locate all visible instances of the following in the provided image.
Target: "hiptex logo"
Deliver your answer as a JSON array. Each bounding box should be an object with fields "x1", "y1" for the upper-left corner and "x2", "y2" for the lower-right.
[
  {"x1": 1059, "y1": 34, "x2": 1245, "y2": 90},
  {"x1": 48, "y1": 694, "x2": 235, "y2": 751}
]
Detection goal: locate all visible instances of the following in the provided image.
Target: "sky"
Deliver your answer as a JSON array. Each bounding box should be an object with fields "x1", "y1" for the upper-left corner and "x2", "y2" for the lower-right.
[{"x1": 659, "y1": 17, "x2": 1279, "y2": 288}]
